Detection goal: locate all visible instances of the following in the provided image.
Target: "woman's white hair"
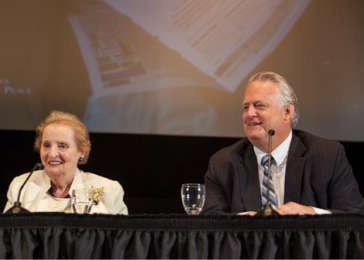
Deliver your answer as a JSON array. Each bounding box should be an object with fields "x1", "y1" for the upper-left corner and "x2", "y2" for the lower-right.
[{"x1": 248, "y1": 71, "x2": 299, "y2": 127}]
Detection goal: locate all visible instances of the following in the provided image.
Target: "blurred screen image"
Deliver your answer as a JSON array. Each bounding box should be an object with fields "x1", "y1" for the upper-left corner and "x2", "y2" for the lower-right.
[{"x1": 1, "y1": 0, "x2": 363, "y2": 140}]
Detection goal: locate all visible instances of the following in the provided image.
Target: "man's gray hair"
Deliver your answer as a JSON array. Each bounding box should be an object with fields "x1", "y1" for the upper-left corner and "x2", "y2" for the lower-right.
[{"x1": 248, "y1": 71, "x2": 299, "y2": 127}]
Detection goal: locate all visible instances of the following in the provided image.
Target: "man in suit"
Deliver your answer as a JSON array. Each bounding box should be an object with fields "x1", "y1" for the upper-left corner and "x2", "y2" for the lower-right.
[{"x1": 203, "y1": 71, "x2": 364, "y2": 215}]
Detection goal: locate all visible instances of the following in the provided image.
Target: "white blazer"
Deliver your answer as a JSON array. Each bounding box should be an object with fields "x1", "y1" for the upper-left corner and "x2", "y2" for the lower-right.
[{"x1": 3, "y1": 169, "x2": 128, "y2": 215}]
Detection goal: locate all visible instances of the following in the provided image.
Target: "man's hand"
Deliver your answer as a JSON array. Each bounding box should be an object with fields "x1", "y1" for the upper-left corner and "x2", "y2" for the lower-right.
[{"x1": 275, "y1": 201, "x2": 315, "y2": 215}]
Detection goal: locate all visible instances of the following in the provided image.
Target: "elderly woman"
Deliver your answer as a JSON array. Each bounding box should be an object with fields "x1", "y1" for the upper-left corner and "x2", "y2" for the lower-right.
[{"x1": 3, "y1": 111, "x2": 128, "y2": 214}]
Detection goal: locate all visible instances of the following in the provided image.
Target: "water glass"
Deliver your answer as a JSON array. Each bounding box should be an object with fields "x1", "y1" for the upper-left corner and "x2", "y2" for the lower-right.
[{"x1": 181, "y1": 183, "x2": 206, "y2": 215}]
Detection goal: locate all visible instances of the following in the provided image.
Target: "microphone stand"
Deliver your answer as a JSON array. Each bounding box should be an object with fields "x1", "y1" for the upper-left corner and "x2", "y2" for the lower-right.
[
  {"x1": 256, "y1": 129, "x2": 279, "y2": 217},
  {"x1": 4, "y1": 163, "x2": 43, "y2": 214}
]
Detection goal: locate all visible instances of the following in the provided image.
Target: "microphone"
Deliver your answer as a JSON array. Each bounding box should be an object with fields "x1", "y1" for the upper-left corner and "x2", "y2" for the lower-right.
[
  {"x1": 257, "y1": 129, "x2": 279, "y2": 216},
  {"x1": 5, "y1": 163, "x2": 43, "y2": 214},
  {"x1": 267, "y1": 129, "x2": 275, "y2": 182},
  {"x1": 267, "y1": 129, "x2": 275, "y2": 136}
]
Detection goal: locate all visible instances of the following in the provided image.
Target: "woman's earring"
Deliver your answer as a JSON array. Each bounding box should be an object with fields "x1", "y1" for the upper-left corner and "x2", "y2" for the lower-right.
[{"x1": 78, "y1": 156, "x2": 84, "y2": 164}]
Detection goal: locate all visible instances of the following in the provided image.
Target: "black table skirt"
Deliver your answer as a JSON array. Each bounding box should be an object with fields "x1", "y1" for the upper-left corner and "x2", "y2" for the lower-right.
[{"x1": 0, "y1": 213, "x2": 363, "y2": 258}]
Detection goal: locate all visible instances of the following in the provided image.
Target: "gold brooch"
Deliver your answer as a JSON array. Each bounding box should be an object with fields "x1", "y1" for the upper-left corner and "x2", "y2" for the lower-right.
[{"x1": 89, "y1": 186, "x2": 104, "y2": 205}]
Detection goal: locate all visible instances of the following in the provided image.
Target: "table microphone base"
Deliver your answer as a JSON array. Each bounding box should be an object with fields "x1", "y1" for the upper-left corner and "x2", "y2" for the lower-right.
[
  {"x1": 256, "y1": 203, "x2": 279, "y2": 217},
  {"x1": 4, "y1": 203, "x2": 30, "y2": 214}
]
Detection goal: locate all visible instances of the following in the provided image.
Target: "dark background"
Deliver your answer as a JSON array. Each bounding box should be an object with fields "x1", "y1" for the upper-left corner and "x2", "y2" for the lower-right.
[{"x1": 1, "y1": 130, "x2": 362, "y2": 214}]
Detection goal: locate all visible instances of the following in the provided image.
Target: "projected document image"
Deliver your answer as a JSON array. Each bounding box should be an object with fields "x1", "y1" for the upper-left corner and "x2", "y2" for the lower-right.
[
  {"x1": 1, "y1": 0, "x2": 364, "y2": 140},
  {"x1": 68, "y1": 0, "x2": 310, "y2": 136}
]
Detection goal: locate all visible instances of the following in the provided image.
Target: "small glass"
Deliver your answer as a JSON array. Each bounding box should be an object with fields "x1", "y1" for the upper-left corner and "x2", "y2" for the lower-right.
[
  {"x1": 181, "y1": 183, "x2": 206, "y2": 215},
  {"x1": 70, "y1": 190, "x2": 95, "y2": 214}
]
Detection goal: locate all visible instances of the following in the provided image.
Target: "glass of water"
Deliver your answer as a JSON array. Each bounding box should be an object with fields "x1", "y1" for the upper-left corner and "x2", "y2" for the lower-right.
[{"x1": 181, "y1": 183, "x2": 206, "y2": 215}]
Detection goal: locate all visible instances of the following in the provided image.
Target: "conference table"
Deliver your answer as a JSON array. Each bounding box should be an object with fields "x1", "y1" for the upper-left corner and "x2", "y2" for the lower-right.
[{"x1": 0, "y1": 213, "x2": 363, "y2": 258}]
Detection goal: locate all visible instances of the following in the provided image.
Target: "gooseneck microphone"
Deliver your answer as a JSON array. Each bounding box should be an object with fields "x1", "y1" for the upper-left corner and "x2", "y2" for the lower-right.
[
  {"x1": 5, "y1": 163, "x2": 43, "y2": 214},
  {"x1": 267, "y1": 129, "x2": 275, "y2": 184},
  {"x1": 257, "y1": 129, "x2": 279, "y2": 216}
]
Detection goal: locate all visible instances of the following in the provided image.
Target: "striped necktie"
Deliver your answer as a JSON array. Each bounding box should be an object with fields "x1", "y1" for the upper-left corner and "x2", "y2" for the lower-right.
[{"x1": 261, "y1": 154, "x2": 278, "y2": 207}]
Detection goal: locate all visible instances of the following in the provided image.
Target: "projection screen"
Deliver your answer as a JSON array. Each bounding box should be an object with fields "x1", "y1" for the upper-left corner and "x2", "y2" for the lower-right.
[{"x1": 0, "y1": 0, "x2": 363, "y2": 141}]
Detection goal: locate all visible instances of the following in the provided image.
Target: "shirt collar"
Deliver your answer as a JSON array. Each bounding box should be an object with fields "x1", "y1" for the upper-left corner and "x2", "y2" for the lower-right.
[
  {"x1": 254, "y1": 130, "x2": 292, "y2": 167},
  {"x1": 68, "y1": 169, "x2": 84, "y2": 196}
]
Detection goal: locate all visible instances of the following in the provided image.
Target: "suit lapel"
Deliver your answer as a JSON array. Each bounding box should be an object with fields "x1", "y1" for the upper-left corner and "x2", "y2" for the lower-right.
[
  {"x1": 284, "y1": 134, "x2": 307, "y2": 203},
  {"x1": 239, "y1": 144, "x2": 262, "y2": 210},
  {"x1": 69, "y1": 170, "x2": 88, "y2": 202}
]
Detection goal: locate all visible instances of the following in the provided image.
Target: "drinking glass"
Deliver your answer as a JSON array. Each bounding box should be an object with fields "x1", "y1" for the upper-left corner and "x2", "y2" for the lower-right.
[{"x1": 181, "y1": 183, "x2": 206, "y2": 215}]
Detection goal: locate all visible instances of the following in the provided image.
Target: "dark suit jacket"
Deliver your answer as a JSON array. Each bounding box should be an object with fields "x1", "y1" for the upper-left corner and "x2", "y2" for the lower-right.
[{"x1": 203, "y1": 130, "x2": 364, "y2": 214}]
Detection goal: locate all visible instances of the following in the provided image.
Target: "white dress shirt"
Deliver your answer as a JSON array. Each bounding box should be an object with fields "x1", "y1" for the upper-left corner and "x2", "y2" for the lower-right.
[{"x1": 3, "y1": 169, "x2": 128, "y2": 215}]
